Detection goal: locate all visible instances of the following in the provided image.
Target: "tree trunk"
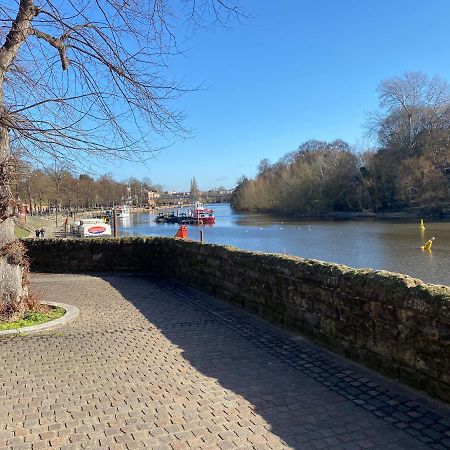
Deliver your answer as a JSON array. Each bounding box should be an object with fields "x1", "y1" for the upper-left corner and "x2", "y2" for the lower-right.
[
  {"x1": 28, "y1": 186, "x2": 33, "y2": 215},
  {"x1": 0, "y1": 125, "x2": 28, "y2": 318},
  {"x1": 0, "y1": 0, "x2": 37, "y2": 317}
]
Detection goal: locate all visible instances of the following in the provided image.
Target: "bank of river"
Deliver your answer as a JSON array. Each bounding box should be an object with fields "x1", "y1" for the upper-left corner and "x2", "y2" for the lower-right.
[{"x1": 118, "y1": 203, "x2": 450, "y2": 286}]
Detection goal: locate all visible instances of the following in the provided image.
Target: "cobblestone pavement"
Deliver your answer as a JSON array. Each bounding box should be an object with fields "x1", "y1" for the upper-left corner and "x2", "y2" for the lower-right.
[{"x1": 1, "y1": 274, "x2": 450, "y2": 450}]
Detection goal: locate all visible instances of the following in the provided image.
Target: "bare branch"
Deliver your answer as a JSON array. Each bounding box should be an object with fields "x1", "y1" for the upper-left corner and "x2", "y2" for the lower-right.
[
  {"x1": 0, "y1": 0, "x2": 244, "y2": 174},
  {"x1": 30, "y1": 26, "x2": 69, "y2": 70}
]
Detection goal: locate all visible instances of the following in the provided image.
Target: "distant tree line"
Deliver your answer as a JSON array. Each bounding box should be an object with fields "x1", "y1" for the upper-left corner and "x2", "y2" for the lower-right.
[
  {"x1": 231, "y1": 72, "x2": 450, "y2": 216},
  {"x1": 11, "y1": 159, "x2": 163, "y2": 213},
  {"x1": 11, "y1": 160, "x2": 231, "y2": 212}
]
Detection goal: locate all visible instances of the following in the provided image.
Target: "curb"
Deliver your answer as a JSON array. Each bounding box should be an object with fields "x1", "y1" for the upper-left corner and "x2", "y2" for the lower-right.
[{"x1": 0, "y1": 302, "x2": 79, "y2": 336}]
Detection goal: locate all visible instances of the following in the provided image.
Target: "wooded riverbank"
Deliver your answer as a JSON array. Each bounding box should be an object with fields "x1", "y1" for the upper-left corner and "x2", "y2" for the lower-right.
[
  {"x1": 232, "y1": 74, "x2": 450, "y2": 219},
  {"x1": 230, "y1": 208, "x2": 450, "y2": 220}
]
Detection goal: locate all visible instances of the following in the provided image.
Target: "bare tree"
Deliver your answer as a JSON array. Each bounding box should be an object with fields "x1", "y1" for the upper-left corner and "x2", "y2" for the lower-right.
[
  {"x1": 0, "y1": 0, "x2": 242, "y2": 317},
  {"x1": 364, "y1": 72, "x2": 450, "y2": 210},
  {"x1": 231, "y1": 140, "x2": 364, "y2": 215},
  {"x1": 372, "y1": 72, "x2": 450, "y2": 151}
]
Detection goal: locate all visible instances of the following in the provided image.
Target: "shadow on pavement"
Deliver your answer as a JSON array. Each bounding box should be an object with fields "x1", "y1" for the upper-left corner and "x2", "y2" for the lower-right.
[{"x1": 103, "y1": 274, "x2": 449, "y2": 449}]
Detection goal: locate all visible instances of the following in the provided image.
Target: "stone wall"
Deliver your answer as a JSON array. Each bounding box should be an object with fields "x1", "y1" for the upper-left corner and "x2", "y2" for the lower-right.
[{"x1": 24, "y1": 237, "x2": 450, "y2": 402}]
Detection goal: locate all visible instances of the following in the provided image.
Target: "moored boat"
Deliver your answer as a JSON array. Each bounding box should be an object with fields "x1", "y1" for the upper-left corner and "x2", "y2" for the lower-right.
[
  {"x1": 155, "y1": 212, "x2": 166, "y2": 223},
  {"x1": 116, "y1": 205, "x2": 130, "y2": 219},
  {"x1": 104, "y1": 205, "x2": 131, "y2": 219},
  {"x1": 153, "y1": 203, "x2": 216, "y2": 225},
  {"x1": 190, "y1": 202, "x2": 215, "y2": 225}
]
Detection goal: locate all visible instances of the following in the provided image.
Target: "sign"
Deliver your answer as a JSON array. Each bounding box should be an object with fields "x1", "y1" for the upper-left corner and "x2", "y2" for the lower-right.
[{"x1": 87, "y1": 226, "x2": 106, "y2": 235}]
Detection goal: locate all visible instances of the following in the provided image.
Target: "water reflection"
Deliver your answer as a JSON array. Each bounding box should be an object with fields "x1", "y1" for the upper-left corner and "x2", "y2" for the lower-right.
[
  {"x1": 118, "y1": 204, "x2": 450, "y2": 286},
  {"x1": 117, "y1": 216, "x2": 131, "y2": 228}
]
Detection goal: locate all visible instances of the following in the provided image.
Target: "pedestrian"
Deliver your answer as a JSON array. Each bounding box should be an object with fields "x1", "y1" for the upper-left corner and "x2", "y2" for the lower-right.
[
  {"x1": 40, "y1": 227, "x2": 45, "y2": 238},
  {"x1": 35, "y1": 229, "x2": 40, "y2": 238}
]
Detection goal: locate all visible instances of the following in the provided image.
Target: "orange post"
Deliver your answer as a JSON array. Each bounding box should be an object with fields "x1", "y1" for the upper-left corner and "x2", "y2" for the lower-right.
[{"x1": 175, "y1": 225, "x2": 188, "y2": 239}]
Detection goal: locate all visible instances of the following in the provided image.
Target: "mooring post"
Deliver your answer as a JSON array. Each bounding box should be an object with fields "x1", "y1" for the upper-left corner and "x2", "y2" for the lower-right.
[
  {"x1": 113, "y1": 207, "x2": 118, "y2": 238},
  {"x1": 64, "y1": 214, "x2": 68, "y2": 238}
]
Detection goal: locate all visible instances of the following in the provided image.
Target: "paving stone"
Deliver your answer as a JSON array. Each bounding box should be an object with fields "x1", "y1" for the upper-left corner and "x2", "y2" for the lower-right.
[{"x1": 0, "y1": 273, "x2": 449, "y2": 450}]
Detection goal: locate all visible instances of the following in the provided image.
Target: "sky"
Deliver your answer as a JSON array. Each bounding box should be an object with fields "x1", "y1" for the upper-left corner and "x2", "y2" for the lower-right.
[{"x1": 103, "y1": 0, "x2": 450, "y2": 192}]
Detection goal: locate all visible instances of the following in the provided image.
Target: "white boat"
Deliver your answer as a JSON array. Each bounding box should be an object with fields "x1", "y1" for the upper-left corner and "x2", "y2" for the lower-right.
[
  {"x1": 104, "y1": 205, "x2": 130, "y2": 219},
  {"x1": 116, "y1": 205, "x2": 130, "y2": 219},
  {"x1": 70, "y1": 218, "x2": 112, "y2": 237}
]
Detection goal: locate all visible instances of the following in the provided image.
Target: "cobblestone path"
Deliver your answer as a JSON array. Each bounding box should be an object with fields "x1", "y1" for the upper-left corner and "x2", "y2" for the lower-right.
[{"x1": 1, "y1": 273, "x2": 450, "y2": 450}]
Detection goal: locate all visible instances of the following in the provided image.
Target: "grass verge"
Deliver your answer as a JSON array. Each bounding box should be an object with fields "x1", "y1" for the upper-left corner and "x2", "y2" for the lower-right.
[
  {"x1": 14, "y1": 226, "x2": 30, "y2": 238},
  {"x1": 0, "y1": 306, "x2": 65, "y2": 331}
]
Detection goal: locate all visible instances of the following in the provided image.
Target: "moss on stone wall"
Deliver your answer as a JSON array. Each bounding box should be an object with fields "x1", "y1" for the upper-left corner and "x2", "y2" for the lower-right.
[{"x1": 23, "y1": 237, "x2": 450, "y2": 402}]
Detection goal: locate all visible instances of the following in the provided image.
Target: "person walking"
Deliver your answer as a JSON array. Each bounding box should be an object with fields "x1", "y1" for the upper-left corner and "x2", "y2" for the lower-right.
[
  {"x1": 40, "y1": 227, "x2": 45, "y2": 238},
  {"x1": 35, "y1": 229, "x2": 40, "y2": 238}
]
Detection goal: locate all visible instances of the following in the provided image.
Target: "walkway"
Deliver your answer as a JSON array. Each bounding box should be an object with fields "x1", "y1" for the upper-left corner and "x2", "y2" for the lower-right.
[
  {"x1": 1, "y1": 274, "x2": 450, "y2": 450},
  {"x1": 16, "y1": 217, "x2": 66, "y2": 238}
]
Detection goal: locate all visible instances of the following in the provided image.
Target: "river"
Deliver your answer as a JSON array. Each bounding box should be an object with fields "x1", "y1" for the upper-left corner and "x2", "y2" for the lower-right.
[{"x1": 118, "y1": 203, "x2": 450, "y2": 286}]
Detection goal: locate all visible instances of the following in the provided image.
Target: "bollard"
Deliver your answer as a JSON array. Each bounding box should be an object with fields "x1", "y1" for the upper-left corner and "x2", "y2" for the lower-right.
[
  {"x1": 113, "y1": 207, "x2": 118, "y2": 238},
  {"x1": 200, "y1": 229, "x2": 204, "y2": 243},
  {"x1": 64, "y1": 216, "x2": 68, "y2": 238}
]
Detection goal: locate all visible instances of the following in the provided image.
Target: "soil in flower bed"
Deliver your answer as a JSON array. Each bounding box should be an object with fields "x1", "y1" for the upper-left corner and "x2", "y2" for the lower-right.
[{"x1": 0, "y1": 306, "x2": 65, "y2": 331}]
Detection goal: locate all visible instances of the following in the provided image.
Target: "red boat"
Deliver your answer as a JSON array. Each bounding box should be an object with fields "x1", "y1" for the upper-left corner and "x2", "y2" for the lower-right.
[{"x1": 190, "y1": 202, "x2": 215, "y2": 225}]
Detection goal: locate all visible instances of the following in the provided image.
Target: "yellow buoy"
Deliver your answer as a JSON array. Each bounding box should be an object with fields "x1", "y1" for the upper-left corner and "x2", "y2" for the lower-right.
[
  {"x1": 420, "y1": 219, "x2": 425, "y2": 230},
  {"x1": 421, "y1": 236, "x2": 435, "y2": 251}
]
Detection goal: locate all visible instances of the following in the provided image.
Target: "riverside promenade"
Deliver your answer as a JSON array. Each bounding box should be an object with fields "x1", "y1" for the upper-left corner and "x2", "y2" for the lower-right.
[{"x1": 1, "y1": 274, "x2": 450, "y2": 450}]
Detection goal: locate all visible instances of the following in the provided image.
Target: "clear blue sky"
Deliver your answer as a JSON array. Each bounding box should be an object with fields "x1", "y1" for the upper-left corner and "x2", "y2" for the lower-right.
[{"x1": 105, "y1": 0, "x2": 450, "y2": 191}]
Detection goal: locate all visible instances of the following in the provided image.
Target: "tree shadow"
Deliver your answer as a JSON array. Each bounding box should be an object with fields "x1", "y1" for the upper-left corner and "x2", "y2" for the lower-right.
[{"x1": 102, "y1": 274, "x2": 449, "y2": 449}]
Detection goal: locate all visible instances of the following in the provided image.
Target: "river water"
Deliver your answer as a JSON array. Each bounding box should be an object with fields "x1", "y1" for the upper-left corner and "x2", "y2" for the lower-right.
[{"x1": 118, "y1": 203, "x2": 450, "y2": 286}]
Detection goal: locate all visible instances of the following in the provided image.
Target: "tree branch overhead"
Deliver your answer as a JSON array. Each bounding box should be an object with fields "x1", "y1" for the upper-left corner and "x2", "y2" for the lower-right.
[{"x1": 0, "y1": 0, "x2": 243, "y2": 313}]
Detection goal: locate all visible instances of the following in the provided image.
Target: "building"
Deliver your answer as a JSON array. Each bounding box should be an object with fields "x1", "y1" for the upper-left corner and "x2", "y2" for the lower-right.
[{"x1": 145, "y1": 191, "x2": 159, "y2": 208}]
